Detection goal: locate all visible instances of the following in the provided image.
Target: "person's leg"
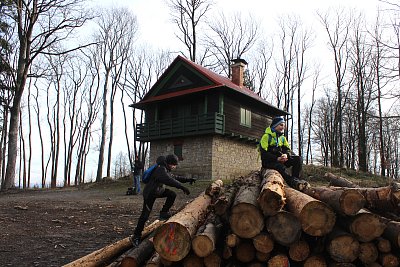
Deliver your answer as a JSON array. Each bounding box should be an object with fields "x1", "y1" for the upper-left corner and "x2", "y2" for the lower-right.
[
  {"x1": 133, "y1": 196, "x2": 156, "y2": 239},
  {"x1": 159, "y1": 188, "x2": 176, "y2": 219},
  {"x1": 134, "y1": 175, "x2": 141, "y2": 193},
  {"x1": 285, "y1": 155, "x2": 303, "y2": 178}
]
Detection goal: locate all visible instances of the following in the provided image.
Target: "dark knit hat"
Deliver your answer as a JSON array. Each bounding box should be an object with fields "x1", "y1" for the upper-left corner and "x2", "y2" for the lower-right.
[
  {"x1": 270, "y1": 117, "x2": 285, "y2": 129},
  {"x1": 166, "y1": 154, "x2": 179, "y2": 165}
]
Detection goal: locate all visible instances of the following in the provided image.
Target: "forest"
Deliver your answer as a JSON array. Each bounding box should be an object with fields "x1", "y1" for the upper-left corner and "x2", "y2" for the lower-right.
[{"x1": 0, "y1": 0, "x2": 399, "y2": 190}]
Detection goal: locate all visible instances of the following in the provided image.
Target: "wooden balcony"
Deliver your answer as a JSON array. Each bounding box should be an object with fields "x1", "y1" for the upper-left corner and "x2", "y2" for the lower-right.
[{"x1": 136, "y1": 113, "x2": 225, "y2": 141}]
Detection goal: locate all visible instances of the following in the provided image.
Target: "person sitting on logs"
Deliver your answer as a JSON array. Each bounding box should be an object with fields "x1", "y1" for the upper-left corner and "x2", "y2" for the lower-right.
[
  {"x1": 259, "y1": 116, "x2": 310, "y2": 191},
  {"x1": 130, "y1": 154, "x2": 196, "y2": 247}
]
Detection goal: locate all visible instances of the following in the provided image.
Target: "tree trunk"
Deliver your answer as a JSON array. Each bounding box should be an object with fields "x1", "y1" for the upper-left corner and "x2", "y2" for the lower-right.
[
  {"x1": 257, "y1": 169, "x2": 286, "y2": 216},
  {"x1": 302, "y1": 186, "x2": 365, "y2": 215},
  {"x1": 265, "y1": 210, "x2": 302, "y2": 246},
  {"x1": 225, "y1": 233, "x2": 240, "y2": 248},
  {"x1": 192, "y1": 218, "x2": 219, "y2": 257},
  {"x1": 326, "y1": 227, "x2": 360, "y2": 263},
  {"x1": 284, "y1": 187, "x2": 336, "y2": 236},
  {"x1": 229, "y1": 185, "x2": 264, "y2": 239},
  {"x1": 383, "y1": 220, "x2": 400, "y2": 249},
  {"x1": 65, "y1": 219, "x2": 163, "y2": 267},
  {"x1": 323, "y1": 172, "x2": 358, "y2": 188},
  {"x1": 213, "y1": 185, "x2": 238, "y2": 216},
  {"x1": 355, "y1": 185, "x2": 400, "y2": 213},
  {"x1": 339, "y1": 209, "x2": 387, "y2": 242},
  {"x1": 145, "y1": 251, "x2": 161, "y2": 267},
  {"x1": 120, "y1": 239, "x2": 154, "y2": 267},
  {"x1": 153, "y1": 193, "x2": 212, "y2": 262}
]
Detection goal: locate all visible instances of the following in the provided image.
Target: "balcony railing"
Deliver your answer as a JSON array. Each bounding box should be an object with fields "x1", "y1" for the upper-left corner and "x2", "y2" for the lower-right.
[{"x1": 136, "y1": 112, "x2": 225, "y2": 141}]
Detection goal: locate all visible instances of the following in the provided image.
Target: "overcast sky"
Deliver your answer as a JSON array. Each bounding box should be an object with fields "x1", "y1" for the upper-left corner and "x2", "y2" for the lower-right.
[{"x1": 93, "y1": 0, "x2": 383, "y2": 50}]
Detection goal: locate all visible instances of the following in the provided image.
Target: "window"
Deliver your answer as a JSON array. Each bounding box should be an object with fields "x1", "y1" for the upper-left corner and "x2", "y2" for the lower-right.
[
  {"x1": 240, "y1": 107, "x2": 251, "y2": 127},
  {"x1": 174, "y1": 143, "x2": 183, "y2": 160}
]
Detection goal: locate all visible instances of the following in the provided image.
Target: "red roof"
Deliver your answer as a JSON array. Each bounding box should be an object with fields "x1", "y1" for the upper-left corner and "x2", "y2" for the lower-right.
[{"x1": 134, "y1": 55, "x2": 286, "y2": 114}]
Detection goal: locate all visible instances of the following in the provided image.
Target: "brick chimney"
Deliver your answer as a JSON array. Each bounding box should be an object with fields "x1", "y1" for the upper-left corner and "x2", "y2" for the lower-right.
[{"x1": 230, "y1": 58, "x2": 248, "y2": 87}]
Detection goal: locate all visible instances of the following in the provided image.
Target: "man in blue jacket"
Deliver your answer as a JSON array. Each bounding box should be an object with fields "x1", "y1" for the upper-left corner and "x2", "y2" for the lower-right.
[{"x1": 131, "y1": 154, "x2": 195, "y2": 247}]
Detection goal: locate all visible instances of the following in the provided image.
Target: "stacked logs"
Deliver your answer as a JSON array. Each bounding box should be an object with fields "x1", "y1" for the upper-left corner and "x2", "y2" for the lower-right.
[{"x1": 105, "y1": 171, "x2": 400, "y2": 266}]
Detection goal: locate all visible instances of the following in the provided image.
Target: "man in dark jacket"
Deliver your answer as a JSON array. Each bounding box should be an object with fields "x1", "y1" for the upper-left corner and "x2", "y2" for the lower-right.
[
  {"x1": 131, "y1": 154, "x2": 195, "y2": 247},
  {"x1": 260, "y1": 116, "x2": 309, "y2": 191}
]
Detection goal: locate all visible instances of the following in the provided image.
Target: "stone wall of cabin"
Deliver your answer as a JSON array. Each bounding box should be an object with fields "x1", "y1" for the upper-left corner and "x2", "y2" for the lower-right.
[{"x1": 149, "y1": 135, "x2": 259, "y2": 180}]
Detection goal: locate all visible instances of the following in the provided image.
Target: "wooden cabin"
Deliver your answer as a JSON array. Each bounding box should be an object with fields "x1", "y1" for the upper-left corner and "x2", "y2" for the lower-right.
[{"x1": 132, "y1": 56, "x2": 287, "y2": 180}]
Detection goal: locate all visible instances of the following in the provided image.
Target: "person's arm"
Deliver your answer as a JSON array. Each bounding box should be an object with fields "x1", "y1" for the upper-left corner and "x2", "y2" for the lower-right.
[
  {"x1": 174, "y1": 175, "x2": 196, "y2": 185},
  {"x1": 156, "y1": 167, "x2": 189, "y2": 190}
]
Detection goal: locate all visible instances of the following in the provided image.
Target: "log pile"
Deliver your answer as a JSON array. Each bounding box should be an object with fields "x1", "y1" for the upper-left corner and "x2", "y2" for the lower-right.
[{"x1": 68, "y1": 171, "x2": 400, "y2": 267}]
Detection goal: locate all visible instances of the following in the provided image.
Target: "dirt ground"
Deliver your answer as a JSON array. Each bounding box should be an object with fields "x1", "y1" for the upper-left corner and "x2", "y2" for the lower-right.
[{"x1": 0, "y1": 178, "x2": 204, "y2": 267}]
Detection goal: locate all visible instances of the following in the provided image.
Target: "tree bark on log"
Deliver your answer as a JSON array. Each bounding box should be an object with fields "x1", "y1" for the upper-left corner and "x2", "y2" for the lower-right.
[
  {"x1": 153, "y1": 193, "x2": 212, "y2": 262},
  {"x1": 356, "y1": 185, "x2": 400, "y2": 213},
  {"x1": 64, "y1": 219, "x2": 163, "y2": 267},
  {"x1": 358, "y1": 242, "x2": 378, "y2": 265},
  {"x1": 285, "y1": 187, "x2": 336, "y2": 236},
  {"x1": 326, "y1": 227, "x2": 360, "y2": 263},
  {"x1": 229, "y1": 185, "x2": 264, "y2": 239},
  {"x1": 324, "y1": 172, "x2": 359, "y2": 188},
  {"x1": 257, "y1": 169, "x2": 286, "y2": 216},
  {"x1": 120, "y1": 239, "x2": 154, "y2": 267},
  {"x1": 192, "y1": 216, "x2": 219, "y2": 258},
  {"x1": 213, "y1": 185, "x2": 238, "y2": 216},
  {"x1": 303, "y1": 186, "x2": 365, "y2": 216},
  {"x1": 265, "y1": 210, "x2": 302, "y2": 246},
  {"x1": 145, "y1": 251, "x2": 161, "y2": 267},
  {"x1": 383, "y1": 220, "x2": 400, "y2": 249},
  {"x1": 339, "y1": 209, "x2": 387, "y2": 242}
]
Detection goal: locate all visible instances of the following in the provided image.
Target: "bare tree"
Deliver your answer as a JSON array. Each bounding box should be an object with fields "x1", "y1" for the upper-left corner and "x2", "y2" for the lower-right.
[
  {"x1": 168, "y1": 0, "x2": 213, "y2": 63},
  {"x1": 93, "y1": 7, "x2": 138, "y2": 181},
  {"x1": 120, "y1": 48, "x2": 172, "y2": 168},
  {"x1": 318, "y1": 9, "x2": 351, "y2": 168},
  {"x1": 1, "y1": 0, "x2": 91, "y2": 190},
  {"x1": 206, "y1": 12, "x2": 260, "y2": 76}
]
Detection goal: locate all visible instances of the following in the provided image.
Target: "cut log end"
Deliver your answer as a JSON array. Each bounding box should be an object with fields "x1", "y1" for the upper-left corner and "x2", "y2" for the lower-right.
[
  {"x1": 327, "y1": 235, "x2": 360, "y2": 263},
  {"x1": 192, "y1": 235, "x2": 214, "y2": 258},
  {"x1": 258, "y1": 188, "x2": 285, "y2": 216},
  {"x1": 301, "y1": 201, "x2": 336, "y2": 236},
  {"x1": 153, "y1": 222, "x2": 191, "y2": 262},
  {"x1": 340, "y1": 190, "x2": 366, "y2": 216},
  {"x1": 230, "y1": 203, "x2": 264, "y2": 238}
]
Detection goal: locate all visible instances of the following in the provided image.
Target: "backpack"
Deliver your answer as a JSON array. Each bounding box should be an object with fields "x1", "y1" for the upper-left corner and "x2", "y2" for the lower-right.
[{"x1": 141, "y1": 164, "x2": 158, "y2": 184}]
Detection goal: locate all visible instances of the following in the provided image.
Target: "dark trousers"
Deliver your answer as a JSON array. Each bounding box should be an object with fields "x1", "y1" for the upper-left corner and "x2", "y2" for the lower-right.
[
  {"x1": 264, "y1": 155, "x2": 303, "y2": 188},
  {"x1": 133, "y1": 188, "x2": 176, "y2": 237}
]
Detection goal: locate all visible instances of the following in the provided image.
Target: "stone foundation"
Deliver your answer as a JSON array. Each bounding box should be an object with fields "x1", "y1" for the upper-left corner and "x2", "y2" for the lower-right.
[{"x1": 149, "y1": 135, "x2": 260, "y2": 180}]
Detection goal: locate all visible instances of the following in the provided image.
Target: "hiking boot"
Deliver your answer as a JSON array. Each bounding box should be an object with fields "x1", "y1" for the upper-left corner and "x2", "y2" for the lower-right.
[
  {"x1": 130, "y1": 235, "x2": 141, "y2": 248},
  {"x1": 159, "y1": 211, "x2": 172, "y2": 220}
]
